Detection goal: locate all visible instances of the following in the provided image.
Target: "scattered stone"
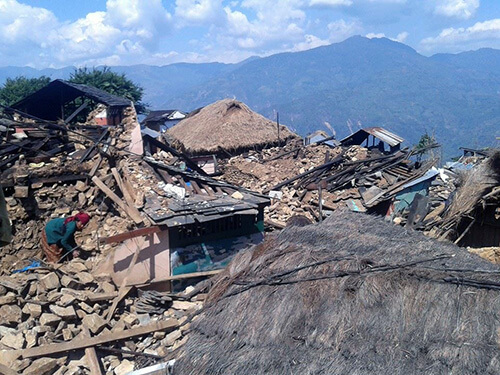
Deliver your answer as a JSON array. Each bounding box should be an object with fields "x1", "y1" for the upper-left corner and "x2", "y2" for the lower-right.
[
  {"x1": 153, "y1": 331, "x2": 166, "y2": 340},
  {"x1": 25, "y1": 332, "x2": 37, "y2": 348},
  {"x1": 171, "y1": 300, "x2": 198, "y2": 310},
  {"x1": 75, "y1": 181, "x2": 88, "y2": 192},
  {"x1": 164, "y1": 329, "x2": 182, "y2": 346},
  {"x1": 39, "y1": 313, "x2": 62, "y2": 327},
  {"x1": 0, "y1": 304, "x2": 22, "y2": 326},
  {"x1": 22, "y1": 303, "x2": 42, "y2": 318},
  {"x1": 39, "y1": 272, "x2": 60, "y2": 291},
  {"x1": 49, "y1": 305, "x2": 77, "y2": 320},
  {"x1": 0, "y1": 292, "x2": 16, "y2": 305},
  {"x1": 114, "y1": 359, "x2": 135, "y2": 375},
  {"x1": 61, "y1": 275, "x2": 82, "y2": 289},
  {"x1": 0, "y1": 332, "x2": 25, "y2": 349},
  {"x1": 58, "y1": 294, "x2": 76, "y2": 307},
  {"x1": 24, "y1": 357, "x2": 58, "y2": 375},
  {"x1": 77, "y1": 272, "x2": 94, "y2": 285},
  {"x1": 78, "y1": 302, "x2": 94, "y2": 314},
  {"x1": 100, "y1": 281, "x2": 116, "y2": 293},
  {"x1": 82, "y1": 313, "x2": 106, "y2": 334}
]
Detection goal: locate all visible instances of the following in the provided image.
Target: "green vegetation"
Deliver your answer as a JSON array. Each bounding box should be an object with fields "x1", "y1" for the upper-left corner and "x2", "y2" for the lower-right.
[
  {"x1": 69, "y1": 67, "x2": 146, "y2": 113},
  {"x1": 0, "y1": 76, "x2": 50, "y2": 106}
]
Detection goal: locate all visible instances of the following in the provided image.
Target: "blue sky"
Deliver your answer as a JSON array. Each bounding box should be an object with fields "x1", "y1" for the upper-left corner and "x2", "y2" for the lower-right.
[{"x1": 0, "y1": 0, "x2": 499, "y2": 68}]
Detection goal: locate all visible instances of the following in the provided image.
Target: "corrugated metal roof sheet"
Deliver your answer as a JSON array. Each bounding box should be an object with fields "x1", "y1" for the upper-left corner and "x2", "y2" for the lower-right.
[{"x1": 362, "y1": 127, "x2": 404, "y2": 147}]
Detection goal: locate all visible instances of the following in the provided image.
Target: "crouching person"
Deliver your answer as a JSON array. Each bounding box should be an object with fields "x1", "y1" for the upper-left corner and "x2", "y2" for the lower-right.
[{"x1": 41, "y1": 212, "x2": 90, "y2": 263}]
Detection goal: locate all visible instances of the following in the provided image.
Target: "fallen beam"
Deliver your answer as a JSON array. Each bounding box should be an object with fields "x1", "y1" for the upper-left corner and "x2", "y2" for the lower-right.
[
  {"x1": 101, "y1": 226, "x2": 162, "y2": 245},
  {"x1": 142, "y1": 134, "x2": 207, "y2": 176},
  {"x1": 132, "y1": 269, "x2": 223, "y2": 287},
  {"x1": 82, "y1": 328, "x2": 103, "y2": 375},
  {"x1": 22, "y1": 319, "x2": 178, "y2": 359},
  {"x1": 92, "y1": 176, "x2": 143, "y2": 224}
]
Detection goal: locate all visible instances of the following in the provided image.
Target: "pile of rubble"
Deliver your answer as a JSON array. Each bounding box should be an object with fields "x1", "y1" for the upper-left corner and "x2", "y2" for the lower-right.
[
  {"x1": 0, "y1": 259, "x2": 205, "y2": 374},
  {"x1": 219, "y1": 139, "x2": 436, "y2": 228}
]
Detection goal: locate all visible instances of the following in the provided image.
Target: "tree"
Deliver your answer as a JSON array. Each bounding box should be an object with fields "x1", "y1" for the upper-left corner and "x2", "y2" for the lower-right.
[
  {"x1": 69, "y1": 67, "x2": 146, "y2": 113},
  {"x1": 0, "y1": 76, "x2": 51, "y2": 107}
]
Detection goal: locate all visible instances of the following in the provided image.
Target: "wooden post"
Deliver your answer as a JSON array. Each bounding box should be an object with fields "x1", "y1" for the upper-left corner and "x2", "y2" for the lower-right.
[
  {"x1": 277, "y1": 112, "x2": 280, "y2": 146},
  {"x1": 318, "y1": 184, "x2": 323, "y2": 222}
]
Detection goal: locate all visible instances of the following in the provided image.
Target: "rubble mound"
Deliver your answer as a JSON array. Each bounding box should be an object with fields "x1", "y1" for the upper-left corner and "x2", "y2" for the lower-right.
[
  {"x1": 174, "y1": 210, "x2": 500, "y2": 374},
  {"x1": 167, "y1": 99, "x2": 298, "y2": 155}
]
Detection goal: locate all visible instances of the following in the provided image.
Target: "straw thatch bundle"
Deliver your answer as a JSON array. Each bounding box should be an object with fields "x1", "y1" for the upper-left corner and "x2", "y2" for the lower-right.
[
  {"x1": 444, "y1": 151, "x2": 500, "y2": 221},
  {"x1": 437, "y1": 150, "x2": 500, "y2": 243},
  {"x1": 167, "y1": 99, "x2": 297, "y2": 155},
  {"x1": 174, "y1": 211, "x2": 500, "y2": 374}
]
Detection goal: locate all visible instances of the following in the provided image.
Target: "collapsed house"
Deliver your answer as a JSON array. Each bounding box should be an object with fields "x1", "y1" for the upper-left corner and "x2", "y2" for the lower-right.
[
  {"x1": 166, "y1": 99, "x2": 298, "y2": 157},
  {"x1": 425, "y1": 150, "x2": 500, "y2": 248},
  {"x1": 141, "y1": 110, "x2": 186, "y2": 133},
  {"x1": 1, "y1": 93, "x2": 270, "y2": 289},
  {"x1": 174, "y1": 210, "x2": 500, "y2": 374},
  {"x1": 10, "y1": 79, "x2": 131, "y2": 125},
  {"x1": 0, "y1": 95, "x2": 269, "y2": 372},
  {"x1": 217, "y1": 130, "x2": 438, "y2": 227},
  {"x1": 340, "y1": 126, "x2": 403, "y2": 153}
]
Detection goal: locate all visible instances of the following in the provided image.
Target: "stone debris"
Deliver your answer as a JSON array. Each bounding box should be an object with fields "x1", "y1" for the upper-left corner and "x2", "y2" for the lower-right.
[{"x1": 0, "y1": 263, "x2": 205, "y2": 374}]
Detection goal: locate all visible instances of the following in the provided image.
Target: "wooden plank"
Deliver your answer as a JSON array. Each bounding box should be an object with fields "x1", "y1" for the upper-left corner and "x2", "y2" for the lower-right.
[
  {"x1": 189, "y1": 180, "x2": 205, "y2": 195},
  {"x1": 87, "y1": 292, "x2": 118, "y2": 303},
  {"x1": 142, "y1": 134, "x2": 207, "y2": 176},
  {"x1": 89, "y1": 155, "x2": 103, "y2": 178},
  {"x1": 105, "y1": 286, "x2": 132, "y2": 322},
  {"x1": 91, "y1": 176, "x2": 143, "y2": 224},
  {"x1": 22, "y1": 319, "x2": 178, "y2": 359},
  {"x1": 82, "y1": 328, "x2": 103, "y2": 375},
  {"x1": 111, "y1": 167, "x2": 134, "y2": 206},
  {"x1": 80, "y1": 128, "x2": 109, "y2": 164},
  {"x1": 101, "y1": 226, "x2": 161, "y2": 245},
  {"x1": 132, "y1": 270, "x2": 223, "y2": 286},
  {"x1": 119, "y1": 165, "x2": 137, "y2": 201}
]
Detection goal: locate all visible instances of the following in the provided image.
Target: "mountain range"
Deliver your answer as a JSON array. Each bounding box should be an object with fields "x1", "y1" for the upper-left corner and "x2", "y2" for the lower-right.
[{"x1": 1, "y1": 36, "x2": 500, "y2": 158}]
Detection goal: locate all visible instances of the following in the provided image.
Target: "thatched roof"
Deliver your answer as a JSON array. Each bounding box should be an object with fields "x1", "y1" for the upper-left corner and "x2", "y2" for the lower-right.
[
  {"x1": 437, "y1": 150, "x2": 500, "y2": 244},
  {"x1": 166, "y1": 99, "x2": 298, "y2": 155},
  {"x1": 174, "y1": 211, "x2": 500, "y2": 374}
]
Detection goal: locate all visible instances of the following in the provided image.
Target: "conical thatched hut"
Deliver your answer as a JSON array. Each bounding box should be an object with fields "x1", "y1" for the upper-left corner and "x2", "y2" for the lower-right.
[
  {"x1": 174, "y1": 211, "x2": 500, "y2": 374},
  {"x1": 166, "y1": 99, "x2": 298, "y2": 156}
]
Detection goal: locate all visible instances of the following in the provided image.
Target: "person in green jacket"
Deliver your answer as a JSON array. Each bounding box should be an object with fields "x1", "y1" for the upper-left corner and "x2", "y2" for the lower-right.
[{"x1": 41, "y1": 212, "x2": 90, "y2": 263}]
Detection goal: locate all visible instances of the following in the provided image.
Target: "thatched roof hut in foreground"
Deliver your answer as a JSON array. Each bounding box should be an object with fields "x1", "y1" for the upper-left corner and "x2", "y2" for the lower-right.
[
  {"x1": 166, "y1": 99, "x2": 298, "y2": 156},
  {"x1": 174, "y1": 211, "x2": 500, "y2": 374}
]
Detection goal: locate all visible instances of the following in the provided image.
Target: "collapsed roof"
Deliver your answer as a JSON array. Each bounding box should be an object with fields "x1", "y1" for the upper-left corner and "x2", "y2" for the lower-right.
[
  {"x1": 174, "y1": 210, "x2": 500, "y2": 374},
  {"x1": 340, "y1": 127, "x2": 404, "y2": 149},
  {"x1": 11, "y1": 79, "x2": 131, "y2": 121},
  {"x1": 167, "y1": 99, "x2": 298, "y2": 155}
]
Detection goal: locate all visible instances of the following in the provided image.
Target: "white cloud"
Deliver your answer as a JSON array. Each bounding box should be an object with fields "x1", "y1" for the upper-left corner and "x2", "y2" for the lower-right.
[
  {"x1": 0, "y1": 0, "x2": 57, "y2": 44},
  {"x1": 0, "y1": 0, "x2": 174, "y2": 67},
  {"x1": 395, "y1": 31, "x2": 409, "y2": 42},
  {"x1": 420, "y1": 18, "x2": 500, "y2": 53},
  {"x1": 292, "y1": 34, "x2": 330, "y2": 51},
  {"x1": 434, "y1": 0, "x2": 479, "y2": 20},
  {"x1": 174, "y1": 0, "x2": 224, "y2": 26},
  {"x1": 309, "y1": 0, "x2": 353, "y2": 7},
  {"x1": 366, "y1": 32, "x2": 385, "y2": 38},
  {"x1": 327, "y1": 19, "x2": 363, "y2": 42}
]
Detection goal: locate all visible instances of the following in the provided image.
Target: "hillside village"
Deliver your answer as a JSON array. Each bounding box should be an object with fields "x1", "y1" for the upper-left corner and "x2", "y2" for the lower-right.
[{"x1": 0, "y1": 79, "x2": 499, "y2": 375}]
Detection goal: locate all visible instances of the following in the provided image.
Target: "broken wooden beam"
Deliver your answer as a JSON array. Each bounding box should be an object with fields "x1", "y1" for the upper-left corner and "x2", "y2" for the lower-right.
[
  {"x1": 21, "y1": 319, "x2": 178, "y2": 359},
  {"x1": 101, "y1": 226, "x2": 162, "y2": 245},
  {"x1": 91, "y1": 176, "x2": 143, "y2": 224},
  {"x1": 82, "y1": 328, "x2": 103, "y2": 375},
  {"x1": 132, "y1": 270, "x2": 223, "y2": 287},
  {"x1": 142, "y1": 134, "x2": 208, "y2": 176}
]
